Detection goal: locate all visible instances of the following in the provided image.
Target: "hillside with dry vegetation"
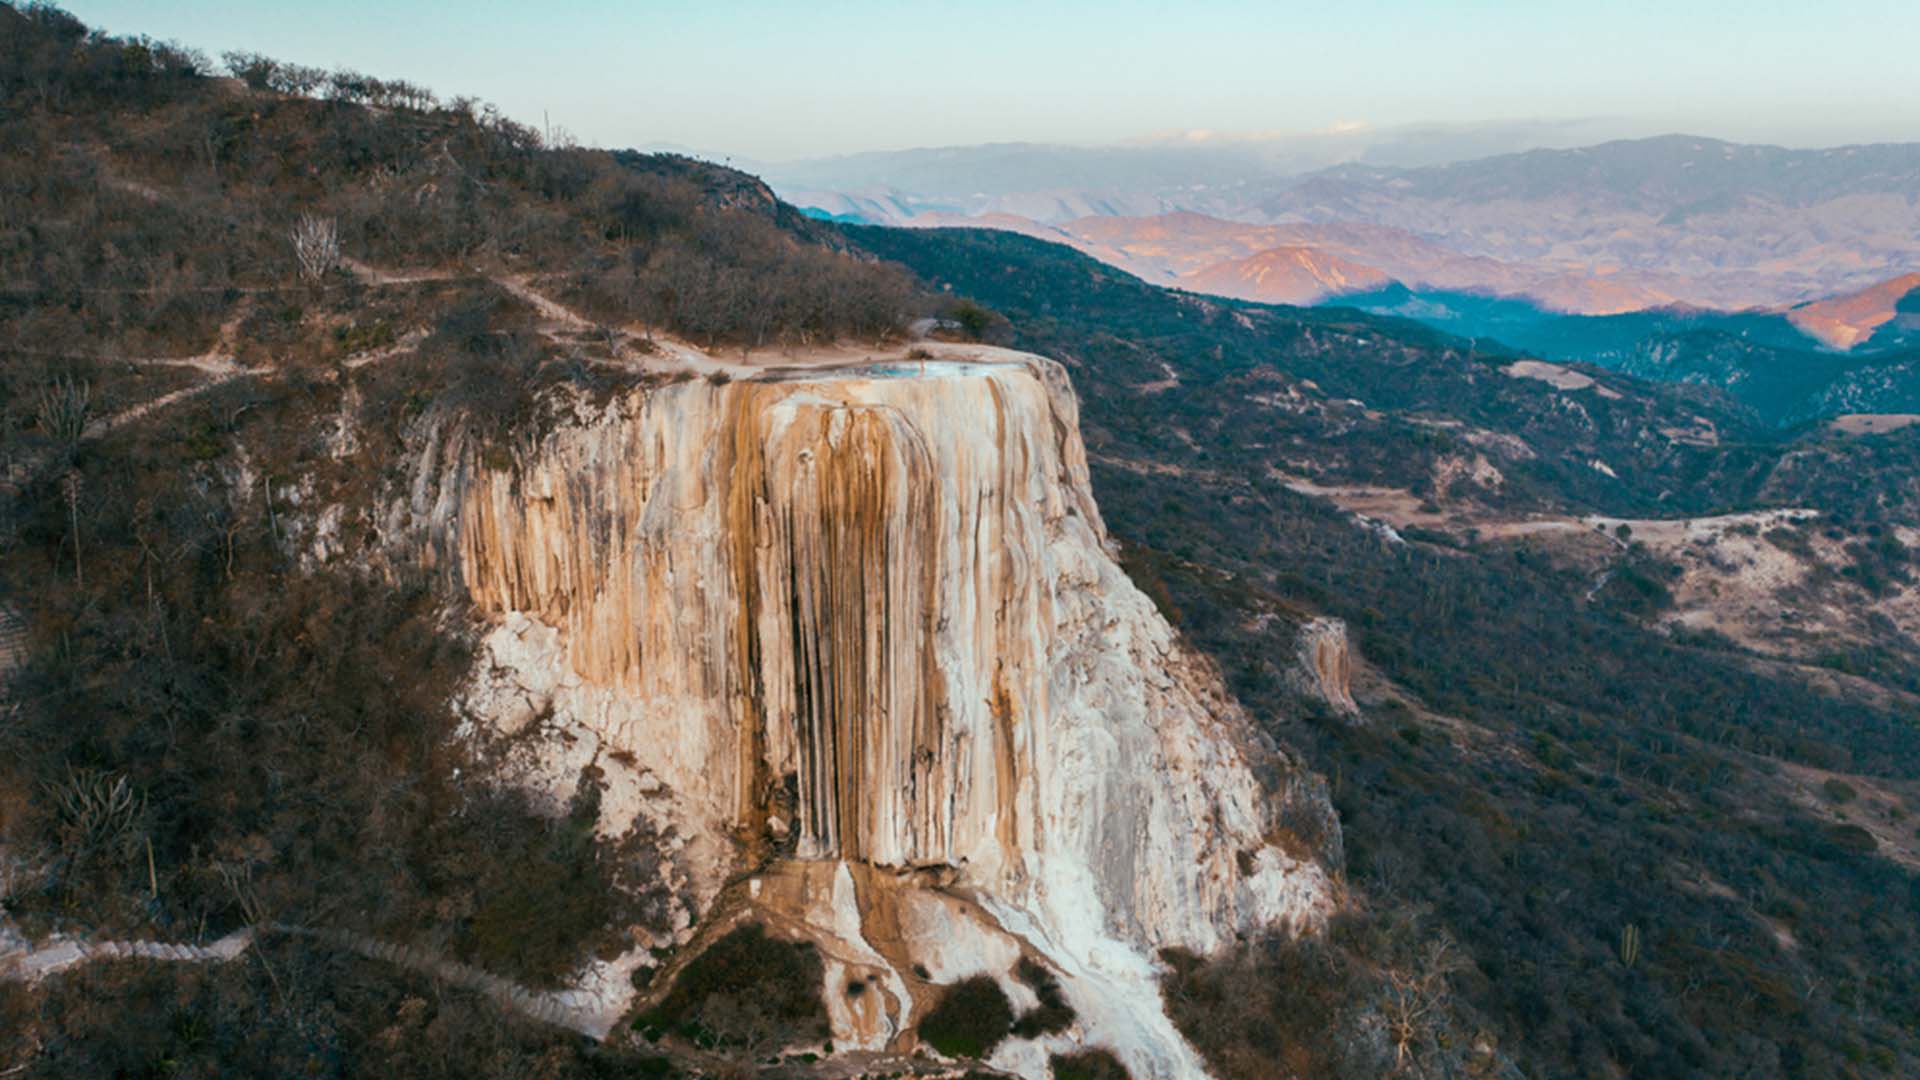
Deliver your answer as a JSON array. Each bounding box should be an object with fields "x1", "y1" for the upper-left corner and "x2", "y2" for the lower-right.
[{"x1": 5, "y1": 5, "x2": 1920, "y2": 1079}]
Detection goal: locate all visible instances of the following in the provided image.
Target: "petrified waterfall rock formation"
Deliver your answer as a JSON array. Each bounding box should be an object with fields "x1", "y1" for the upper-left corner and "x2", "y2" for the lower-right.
[{"x1": 424, "y1": 347, "x2": 1334, "y2": 1077}]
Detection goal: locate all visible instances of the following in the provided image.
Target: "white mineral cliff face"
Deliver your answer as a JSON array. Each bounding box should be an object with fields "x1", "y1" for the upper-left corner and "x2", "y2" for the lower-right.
[{"x1": 420, "y1": 344, "x2": 1334, "y2": 1078}]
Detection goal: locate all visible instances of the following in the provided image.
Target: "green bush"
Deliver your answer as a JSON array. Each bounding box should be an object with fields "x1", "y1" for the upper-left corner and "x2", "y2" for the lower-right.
[
  {"x1": 1827, "y1": 823, "x2": 1877, "y2": 853},
  {"x1": 1052, "y1": 1048, "x2": 1131, "y2": 1079},
  {"x1": 917, "y1": 975, "x2": 1014, "y2": 1059},
  {"x1": 636, "y1": 923, "x2": 827, "y2": 1051},
  {"x1": 1010, "y1": 956, "x2": 1075, "y2": 1038}
]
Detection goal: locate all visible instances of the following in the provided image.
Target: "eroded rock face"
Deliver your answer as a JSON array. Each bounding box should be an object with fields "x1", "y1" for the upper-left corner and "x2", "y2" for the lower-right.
[
  {"x1": 1293, "y1": 616, "x2": 1360, "y2": 718},
  {"x1": 418, "y1": 347, "x2": 1335, "y2": 1078}
]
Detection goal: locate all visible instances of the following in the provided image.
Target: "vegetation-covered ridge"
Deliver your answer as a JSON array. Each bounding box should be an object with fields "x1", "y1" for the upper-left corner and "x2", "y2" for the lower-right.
[
  {"x1": 0, "y1": 4, "x2": 936, "y2": 1076},
  {"x1": 852, "y1": 223, "x2": 1920, "y2": 1078},
  {"x1": 5, "y1": 2, "x2": 1920, "y2": 1078},
  {"x1": 1, "y1": 0, "x2": 919, "y2": 383}
]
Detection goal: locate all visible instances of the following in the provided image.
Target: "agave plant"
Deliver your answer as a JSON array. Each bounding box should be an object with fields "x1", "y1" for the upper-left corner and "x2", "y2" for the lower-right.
[
  {"x1": 53, "y1": 767, "x2": 146, "y2": 858},
  {"x1": 34, "y1": 374, "x2": 90, "y2": 448}
]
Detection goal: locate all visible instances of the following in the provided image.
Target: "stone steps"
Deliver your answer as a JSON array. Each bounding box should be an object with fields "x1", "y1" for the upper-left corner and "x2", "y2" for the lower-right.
[{"x1": 0, "y1": 606, "x2": 28, "y2": 681}]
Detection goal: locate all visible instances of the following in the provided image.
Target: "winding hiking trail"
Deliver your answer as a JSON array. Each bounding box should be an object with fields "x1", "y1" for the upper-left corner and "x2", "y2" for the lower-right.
[
  {"x1": 49, "y1": 262, "x2": 759, "y2": 444},
  {"x1": 20, "y1": 157, "x2": 931, "y2": 444},
  {"x1": 56, "y1": 257, "x2": 958, "y2": 446},
  {"x1": 0, "y1": 920, "x2": 633, "y2": 1040},
  {"x1": 1, "y1": 918, "x2": 971, "y2": 1077}
]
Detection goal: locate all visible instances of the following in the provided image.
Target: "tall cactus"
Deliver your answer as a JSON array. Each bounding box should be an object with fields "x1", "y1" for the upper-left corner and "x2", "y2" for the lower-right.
[
  {"x1": 1619, "y1": 923, "x2": 1642, "y2": 968},
  {"x1": 35, "y1": 376, "x2": 91, "y2": 584}
]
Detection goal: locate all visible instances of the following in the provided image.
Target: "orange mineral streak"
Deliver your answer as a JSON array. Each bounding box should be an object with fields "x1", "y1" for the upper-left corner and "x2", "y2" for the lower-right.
[
  {"x1": 773, "y1": 402, "x2": 940, "y2": 860},
  {"x1": 453, "y1": 364, "x2": 1075, "y2": 880}
]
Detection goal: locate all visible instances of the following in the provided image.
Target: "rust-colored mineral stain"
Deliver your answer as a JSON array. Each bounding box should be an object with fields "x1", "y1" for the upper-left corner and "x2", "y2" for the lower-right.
[
  {"x1": 780, "y1": 403, "x2": 948, "y2": 863},
  {"x1": 726, "y1": 384, "x2": 773, "y2": 833},
  {"x1": 990, "y1": 664, "x2": 1019, "y2": 861},
  {"x1": 451, "y1": 371, "x2": 1048, "y2": 874}
]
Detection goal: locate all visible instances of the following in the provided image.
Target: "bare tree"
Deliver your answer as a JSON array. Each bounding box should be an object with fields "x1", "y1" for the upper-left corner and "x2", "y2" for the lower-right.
[
  {"x1": 696, "y1": 992, "x2": 787, "y2": 1070},
  {"x1": 222, "y1": 50, "x2": 279, "y2": 90},
  {"x1": 290, "y1": 213, "x2": 340, "y2": 282},
  {"x1": 1381, "y1": 935, "x2": 1467, "y2": 1076}
]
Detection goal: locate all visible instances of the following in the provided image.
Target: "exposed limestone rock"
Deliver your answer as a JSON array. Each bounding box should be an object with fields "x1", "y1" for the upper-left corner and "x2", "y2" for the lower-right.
[
  {"x1": 1292, "y1": 616, "x2": 1359, "y2": 718},
  {"x1": 413, "y1": 344, "x2": 1337, "y2": 1078}
]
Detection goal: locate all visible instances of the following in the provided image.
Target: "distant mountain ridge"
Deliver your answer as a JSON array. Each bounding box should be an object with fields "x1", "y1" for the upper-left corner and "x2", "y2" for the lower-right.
[
  {"x1": 1040, "y1": 212, "x2": 1675, "y2": 314},
  {"x1": 1252, "y1": 136, "x2": 1920, "y2": 310},
  {"x1": 1267, "y1": 135, "x2": 1920, "y2": 213},
  {"x1": 782, "y1": 133, "x2": 1920, "y2": 421},
  {"x1": 808, "y1": 199, "x2": 1920, "y2": 425},
  {"x1": 763, "y1": 119, "x2": 1640, "y2": 214},
  {"x1": 780, "y1": 134, "x2": 1920, "y2": 314}
]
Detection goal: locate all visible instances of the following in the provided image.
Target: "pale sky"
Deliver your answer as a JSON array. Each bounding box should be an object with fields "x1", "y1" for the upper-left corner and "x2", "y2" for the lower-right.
[{"x1": 61, "y1": 0, "x2": 1920, "y2": 160}]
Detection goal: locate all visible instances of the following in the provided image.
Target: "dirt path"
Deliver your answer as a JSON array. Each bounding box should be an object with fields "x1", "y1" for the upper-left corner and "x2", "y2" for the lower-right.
[
  {"x1": 490, "y1": 273, "x2": 595, "y2": 329},
  {"x1": 0, "y1": 920, "x2": 635, "y2": 1040},
  {"x1": 342, "y1": 327, "x2": 429, "y2": 370},
  {"x1": 83, "y1": 307, "x2": 256, "y2": 437},
  {"x1": 1270, "y1": 469, "x2": 1819, "y2": 548},
  {"x1": 34, "y1": 152, "x2": 1016, "y2": 439},
  {"x1": 339, "y1": 256, "x2": 458, "y2": 288},
  {"x1": 34, "y1": 250, "x2": 1043, "y2": 477},
  {"x1": 279, "y1": 926, "x2": 635, "y2": 1037},
  {"x1": 1, "y1": 927, "x2": 256, "y2": 982},
  {"x1": 85, "y1": 375, "x2": 247, "y2": 437}
]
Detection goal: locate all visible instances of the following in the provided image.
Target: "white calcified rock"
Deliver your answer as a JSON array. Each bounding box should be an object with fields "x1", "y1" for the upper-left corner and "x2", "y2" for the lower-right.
[{"x1": 423, "y1": 346, "x2": 1335, "y2": 1078}]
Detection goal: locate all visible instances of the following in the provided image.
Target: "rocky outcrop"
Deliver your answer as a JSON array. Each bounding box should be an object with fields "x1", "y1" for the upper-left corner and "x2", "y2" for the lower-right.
[
  {"x1": 1292, "y1": 616, "x2": 1359, "y2": 718},
  {"x1": 410, "y1": 344, "x2": 1337, "y2": 1078}
]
